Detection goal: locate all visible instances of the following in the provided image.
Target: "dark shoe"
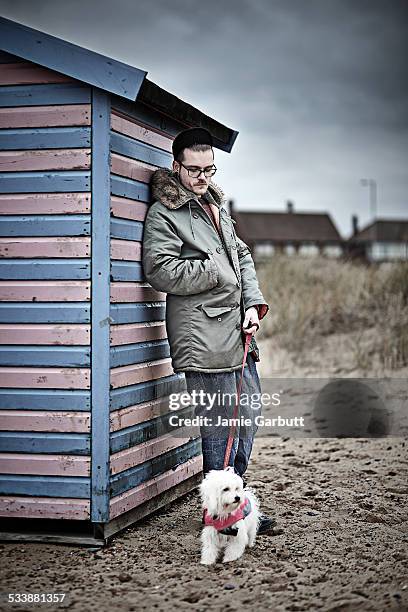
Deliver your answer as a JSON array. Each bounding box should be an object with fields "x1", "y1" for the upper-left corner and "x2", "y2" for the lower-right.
[{"x1": 257, "y1": 514, "x2": 277, "y2": 534}]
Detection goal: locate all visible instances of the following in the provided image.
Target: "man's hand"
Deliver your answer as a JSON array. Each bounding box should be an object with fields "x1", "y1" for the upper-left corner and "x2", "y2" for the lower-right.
[{"x1": 243, "y1": 306, "x2": 260, "y2": 335}]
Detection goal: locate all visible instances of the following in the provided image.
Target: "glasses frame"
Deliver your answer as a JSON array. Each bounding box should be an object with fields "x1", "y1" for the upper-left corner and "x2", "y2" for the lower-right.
[{"x1": 178, "y1": 161, "x2": 217, "y2": 179}]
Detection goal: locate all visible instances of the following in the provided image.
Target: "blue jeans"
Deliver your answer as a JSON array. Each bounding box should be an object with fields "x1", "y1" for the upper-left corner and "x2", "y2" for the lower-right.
[{"x1": 184, "y1": 353, "x2": 262, "y2": 477}]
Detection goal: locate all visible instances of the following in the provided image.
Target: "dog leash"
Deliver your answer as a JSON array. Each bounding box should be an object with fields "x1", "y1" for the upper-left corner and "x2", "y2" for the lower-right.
[{"x1": 223, "y1": 328, "x2": 255, "y2": 469}]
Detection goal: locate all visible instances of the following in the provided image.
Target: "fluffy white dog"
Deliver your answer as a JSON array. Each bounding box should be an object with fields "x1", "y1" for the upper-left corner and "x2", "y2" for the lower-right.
[{"x1": 199, "y1": 467, "x2": 260, "y2": 565}]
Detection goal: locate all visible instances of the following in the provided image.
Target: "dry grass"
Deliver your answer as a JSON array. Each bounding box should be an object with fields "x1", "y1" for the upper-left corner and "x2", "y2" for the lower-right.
[{"x1": 256, "y1": 255, "x2": 408, "y2": 370}]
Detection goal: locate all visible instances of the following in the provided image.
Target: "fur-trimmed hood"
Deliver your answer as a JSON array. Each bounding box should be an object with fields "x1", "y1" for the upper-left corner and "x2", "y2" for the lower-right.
[{"x1": 150, "y1": 167, "x2": 226, "y2": 210}]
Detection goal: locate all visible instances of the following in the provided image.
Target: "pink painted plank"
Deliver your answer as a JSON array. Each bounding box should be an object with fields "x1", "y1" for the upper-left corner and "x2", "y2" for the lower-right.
[
  {"x1": 110, "y1": 195, "x2": 148, "y2": 222},
  {"x1": 110, "y1": 358, "x2": 173, "y2": 389},
  {"x1": 110, "y1": 321, "x2": 167, "y2": 347},
  {"x1": 0, "y1": 367, "x2": 90, "y2": 389},
  {"x1": 0, "y1": 410, "x2": 90, "y2": 432},
  {"x1": 0, "y1": 281, "x2": 90, "y2": 302},
  {"x1": 0, "y1": 324, "x2": 89, "y2": 345},
  {"x1": 0, "y1": 62, "x2": 74, "y2": 86},
  {"x1": 0, "y1": 496, "x2": 90, "y2": 520},
  {"x1": 0, "y1": 237, "x2": 90, "y2": 258},
  {"x1": 111, "y1": 112, "x2": 173, "y2": 152},
  {"x1": 110, "y1": 282, "x2": 165, "y2": 303},
  {"x1": 110, "y1": 396, "x2": 172, "y2": 432},
  {"x1": 111, "y1": 152, "x2": 156, "y2": 183},
  {"x1": 111, "y1": 430, "x2": 194, "y2": 475},
  {"x1": 0, "y1": 149, "x2": 91, "y2": 172},
  {"x1": 110, "y1": 238, "x2": 141, "y2": 262},
  {"x1": 0, "y1": 105, "x2": 91, "y2": 128},
  {"x1": 0, "y1": 193, "x2": 91, "y2": 215},
  {"x1": 110, "y1": 455, "x2": 203, "y2": 519},
  {"x1": 0, "y1": 453, "x2": 90, "y2": 477}
]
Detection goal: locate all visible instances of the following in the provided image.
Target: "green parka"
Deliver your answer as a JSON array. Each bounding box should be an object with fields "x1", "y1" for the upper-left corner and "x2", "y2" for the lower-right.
[{"x1": 142, "y1": 168, "x2": 269, "y2": 373}]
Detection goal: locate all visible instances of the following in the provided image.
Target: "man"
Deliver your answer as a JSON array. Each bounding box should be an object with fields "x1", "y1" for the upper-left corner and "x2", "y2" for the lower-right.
[{"x1": 142, "y1": 127, "x2": 276, "y2": 533}]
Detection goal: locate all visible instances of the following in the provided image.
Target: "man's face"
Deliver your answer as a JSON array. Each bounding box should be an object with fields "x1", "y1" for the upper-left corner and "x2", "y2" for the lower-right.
[{"x1": 173, "y1": 147, "x2": 215, "y2": 196}]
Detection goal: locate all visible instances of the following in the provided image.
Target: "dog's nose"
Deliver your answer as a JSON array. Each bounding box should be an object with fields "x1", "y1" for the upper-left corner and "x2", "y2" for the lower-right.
[{"x1": 234, "y1": 496, "x2": 241, "y2": 503}]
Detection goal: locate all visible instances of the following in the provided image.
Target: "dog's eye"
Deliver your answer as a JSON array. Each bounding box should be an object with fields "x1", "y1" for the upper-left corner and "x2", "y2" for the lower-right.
[{"x1": 222, "y1": 487, "x2": 230, "y2": 492}]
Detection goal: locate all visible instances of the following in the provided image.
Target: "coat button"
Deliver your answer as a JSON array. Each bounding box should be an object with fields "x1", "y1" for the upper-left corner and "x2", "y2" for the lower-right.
[
  {"x1": 192, "y1": 213, "x2": 199, "y2": 219},
  {"x1": 218, "y1": 317, "x2": 222, "y2": 321},
  {"x1": 236, "y1": 282, "x2": 240, "y2": 287},
  {"x1": 235, "y1": 322, "x2": 241, "y2": 329},
  {"x1": 216, "y1": 246, "x2": 222, "y2": 253}
]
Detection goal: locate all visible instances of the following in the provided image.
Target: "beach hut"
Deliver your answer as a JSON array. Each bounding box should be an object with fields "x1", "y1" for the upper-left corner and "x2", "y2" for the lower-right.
[{"x1": 0, "y1": 16, "x2": 238, "y2": 544}]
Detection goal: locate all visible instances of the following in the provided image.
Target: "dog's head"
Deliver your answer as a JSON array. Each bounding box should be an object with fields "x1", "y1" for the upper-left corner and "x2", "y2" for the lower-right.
[{"x1": 200, "y1": 468, "x2": 245, "y2": 518}]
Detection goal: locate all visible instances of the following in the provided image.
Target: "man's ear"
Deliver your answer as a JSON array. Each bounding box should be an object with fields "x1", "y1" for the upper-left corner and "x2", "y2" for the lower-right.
[{"x1": 172, "y1": 160, "x2": 180, "y2": 173}]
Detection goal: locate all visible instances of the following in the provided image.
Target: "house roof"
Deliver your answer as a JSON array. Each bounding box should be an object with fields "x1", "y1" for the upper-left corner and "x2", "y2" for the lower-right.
[
  {"x1": 232, "y1": 211, "x2": 343, "y2": 243},
  {"x1": 0, "y1": 16, "x2": 238, "y2": 153},
  {"x1": 349, "y1": 219, "x2": 408, "y2": 243}
]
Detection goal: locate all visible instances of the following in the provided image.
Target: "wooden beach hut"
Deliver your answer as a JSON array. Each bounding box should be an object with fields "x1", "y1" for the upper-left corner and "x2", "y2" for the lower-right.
[{"x1": 0, "y1": 16, "x2": 238, "y2": 544}]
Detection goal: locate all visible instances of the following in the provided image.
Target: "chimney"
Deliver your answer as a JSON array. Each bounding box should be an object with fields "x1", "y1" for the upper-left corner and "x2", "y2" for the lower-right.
[
  {"x1": 286, "y1": 200, "x2": 294, "y2": 214},
  {"x1": 352, "y1": 214, "x2": 359, "y2": 236}
]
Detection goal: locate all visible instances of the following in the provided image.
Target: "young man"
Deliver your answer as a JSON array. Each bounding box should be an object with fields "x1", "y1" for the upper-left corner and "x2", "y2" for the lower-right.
[{"x1": 142, "y1": 127, "x2": 276, "y2": 533}]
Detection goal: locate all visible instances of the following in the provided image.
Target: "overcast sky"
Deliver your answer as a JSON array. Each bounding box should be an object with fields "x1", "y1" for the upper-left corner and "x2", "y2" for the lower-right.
[{"x1": 1, "y1": 0, "x2": 407, "y2": 237}]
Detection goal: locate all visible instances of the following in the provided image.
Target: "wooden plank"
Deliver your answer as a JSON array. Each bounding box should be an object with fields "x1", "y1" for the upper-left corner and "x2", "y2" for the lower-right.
[
  {"x1": 0, "y1": 303, "x2": 90, "y2": 324},
  {"x1": 90, "y1": 88, "x2": 111, "y2": 523},
  {"x1": 0, "y1": 323, "x2": 90, "y2": 344},
  {"x1": 110, "y1": 340, "x2": 169, "y2": 368},
  {"x1": 110, "y1": 238, "x2": 141, "y2": 261},
  {"x1": 0, "y1": 453, "x2": 90, "y2": 476},
  {"x1": 110, "y1": 217, "x2": 143, "y2": 241},
  {"x1": 110, "y1": 321, "x2": 167, "y2": 346},
  {"x1": 0, "y1": 62, "x2": 74, "y2": 86},
  {"x1": 110, "y1": 261, "x2": 143, "y2": 282},
  {"x1": 0, "y1": 432, "x2": 90, "y2": 454},
  {"x1": 0, "y1": 193, "x2": 90, "y2": 215},
  {"x1": 110, "y1": 131, "x2": 172, "y2": 167},
  {"x1": 110, "y1": 283, "x2": 164, "y2": 303},
  {"x1": 0, "y1": 496, "x2": 90, "y2": 519},
  {"x1": 111, "y1": 153, "x2": 156, "y2": 183},
  {"x1": 0, "y1": 474, "x2": 90, "y2": 498},
  {"x1": 110, "y1": 374, "x2": 185, "y2": 411},
  {"x1": 0, "y1": 346, "x2": 90, "y2": 367},
  {"x1": 111, "y1": 430, "x2": 193, "y2": 475},
  {"x1": 111, "y1": 174, "x2": 150, "y2": 202},
  {"x1": 109, "y1": 302, "x2": 165, "y2": 325},
  {"x1": 110, "y1": 358, "x2": 173, "y2": 389},
  {"x1": 0, "y1": 237, "x2": 90, "y2": 258},
  {"x1": 0, "y1": 171, "x2": 90, "y2": 193},
  {"x1": 0, "y1": 215, "x2": 90, "y2": 236},
  {"x1": 110, "y1": 195, "x2": 148, "y2": 222},
  {"x1": 0, "y1": 127, "x2": 91, "y2": 149},
  {"x1": 110, "y1": 395, "x2": 173, "y2": 432},
  {"x1": 0, "y1": 410, "x2": 90, "y2": 432},
  {"x1": 0, "y1": 104, "x2": 91, "y2": 128},
  {"x1": 0, "y1": 389, "x2": 90, "y2": 411},
  {"x1": 0, "y1": 367, "x2": 90, "y2": 389},
  {"x1": 0, "y1": 83, "x2": 91, "y2": 107},
  {"x1": 111, "y1": 111, "x2": 173, "y2": 152},
  {"x1": 0, "y1": 281, "x2": 90, "y2": 302},
  {"x1": 109, "y1": 456, "x2": 202, "y2": 520},
  {"x1": 0, "y1": 259, "x2": 90, "y2": 280},
  {"x1": 0, "y1": 149, "x2": 91, "y2": 172}
]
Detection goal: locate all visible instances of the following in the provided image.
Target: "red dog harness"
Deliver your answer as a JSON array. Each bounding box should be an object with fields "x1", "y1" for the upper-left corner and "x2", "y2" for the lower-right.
[{"x1": 203, "y1": 496, "x2": 252, "y2": 536}]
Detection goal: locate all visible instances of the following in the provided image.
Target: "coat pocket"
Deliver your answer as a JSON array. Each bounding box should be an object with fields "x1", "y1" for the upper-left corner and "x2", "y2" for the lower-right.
[{"x1": 201, "y1": 305, "x2": 233, "y2": 318}]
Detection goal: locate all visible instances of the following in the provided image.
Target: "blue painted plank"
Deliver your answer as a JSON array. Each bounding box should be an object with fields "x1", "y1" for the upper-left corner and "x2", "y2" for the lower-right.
[
  {"x1": 110, "y1": 131, "x2": 171, "y2": 167},
  {"x1": 110, "y1": 438, "x2": 201, "y2": 497},
  {"x1": 0, "y1": 303, "x2": 90, "y2": 324},
  {"x1": 0, "y1": 127, "x2": 91, "y2": 149},
  {"x1": 109, "y1": 303, "x2": 165, "y2": 324},
  {"x1": 110, "y1": 374, "x2": 186, "y2": 411},
  {"x1": 90, "y1": 88, "x2": 111, "y2": 523},
  {"x1": 112, "y1": 97, "x2": 182, "y2": 139},
  {"x1": 111, "y1": 175, "x2": 150, "y2": 202},
  {"x1": 0, "y1": 474, "x2": 90, "y2": 498},
  {"x1": 110, "y1": 217, "x2": 143, "y2": 241},
  {"x1": 110, "y1": 340, "x2": 170, "y2": 368},
  {"x1": 0, "y1": 431, "x2": 90, "y2": 454},
  {"x1": 0, "y1": 346, "x2": 91, "y2": 367},
  {"x1": 0, "y1": 16, "x2": 146, "y2": 102},
  {"x1": 0, "y1": 215, "x2": 90, "y2": 237},
  {"x1": 111, "y1": 261, "x2": 143, "y2": 282},
  {"x1": 110, "y1": 405, "x2": 193, "y2": 453},
  {"x1": 0, "y1": 259, "x2": 90, "y2": 280},
  {"x1": 0, "y1": 388, "x2": 90, "y2": 411},
  {"x1": 0, "y1": 172, "x2": 90, "y2": 193},
  {"x1": 0, "y1": 83, "x2": 91, "y2": 107}
]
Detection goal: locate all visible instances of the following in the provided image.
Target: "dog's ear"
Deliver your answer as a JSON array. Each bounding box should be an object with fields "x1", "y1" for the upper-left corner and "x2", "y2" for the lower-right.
[
  {"x1": 200, "y1": 478, "x2": 219, "y2": 517},
  {"x1": 224, "y1": 466, "x2": 235, "y2": 474}
]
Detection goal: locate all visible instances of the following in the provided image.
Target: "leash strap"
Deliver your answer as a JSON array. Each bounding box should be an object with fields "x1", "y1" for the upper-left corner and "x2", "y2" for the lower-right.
[{"x1": 223, "y1": 331, "x2": 253, "y2": 469}]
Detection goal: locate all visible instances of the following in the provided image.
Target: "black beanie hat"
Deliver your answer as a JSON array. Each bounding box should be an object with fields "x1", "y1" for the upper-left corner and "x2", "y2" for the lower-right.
[{"x1": 172, "y1": 127, "x2": 213, "y2": 160}]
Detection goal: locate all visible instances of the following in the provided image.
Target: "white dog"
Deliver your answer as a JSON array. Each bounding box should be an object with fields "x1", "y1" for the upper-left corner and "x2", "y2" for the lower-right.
[{"x1": 199, "y1": 467, "x2": 260, "y2": 565}]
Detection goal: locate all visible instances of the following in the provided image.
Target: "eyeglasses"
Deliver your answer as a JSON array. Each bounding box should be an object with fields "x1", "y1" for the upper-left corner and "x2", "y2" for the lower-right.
[{"x1": 179, "y1": 161, "x2": 217, "y2": 178}]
